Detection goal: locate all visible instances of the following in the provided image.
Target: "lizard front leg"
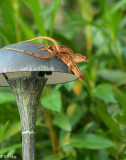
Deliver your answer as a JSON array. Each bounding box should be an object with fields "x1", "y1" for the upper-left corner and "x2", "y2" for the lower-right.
[
  {"x1": 58, "y1": 53, "x2": 84, "y2": 81},
  {"x1": 67, "y1": 60, "x2": 84, "y2": 81}
]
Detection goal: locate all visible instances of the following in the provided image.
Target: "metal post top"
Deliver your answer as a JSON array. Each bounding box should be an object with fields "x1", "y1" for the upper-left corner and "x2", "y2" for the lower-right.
[{"x1": 0, "y1": 42, "x2": 77, "y2": 86}]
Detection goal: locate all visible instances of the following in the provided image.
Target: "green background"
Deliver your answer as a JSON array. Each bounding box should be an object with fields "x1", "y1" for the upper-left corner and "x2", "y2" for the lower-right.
[{"x1": 0, "y1": 0, "x2": 126, "y2": 159}]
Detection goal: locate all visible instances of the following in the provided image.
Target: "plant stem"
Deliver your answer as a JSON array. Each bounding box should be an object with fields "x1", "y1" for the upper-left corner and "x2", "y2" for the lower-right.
[
  {"x1": 13, "y1": 0, "x2": 21, "y2": 42},
  {"x1": 113, "y1": 39, "x2": 124, "y2": 70},
  {"x1": 44, "y1": 108, "x2": 58, "y2": 156},
  {"x1": 38, "y1": 106, "x2": 58, "y2": 156},
  {"x1": 43, "y1": 86, "x2": 58, "y2": 155}
]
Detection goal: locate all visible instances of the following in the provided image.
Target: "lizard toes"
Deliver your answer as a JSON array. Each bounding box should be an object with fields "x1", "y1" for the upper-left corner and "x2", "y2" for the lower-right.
[{"x1": 79, "y1": 73, "x2": 84, "y2": 81}]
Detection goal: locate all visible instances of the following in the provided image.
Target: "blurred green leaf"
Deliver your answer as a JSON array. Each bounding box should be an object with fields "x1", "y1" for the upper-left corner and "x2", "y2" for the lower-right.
[
  {"x1": 49, "y1": 0, "x2": 61, "y2": 37},
  {"x1": 41, "y1": 91, "x2": 62, "y2": 112},
  {"x1": 16, "y1": 16, "x2": 36, "y2": 39},
  {"x1": 0, "y1": 143, "x2": 22, "y2": 154},
  {"x1": 53, "y1": 113, "x2": 71, "y2": 131},
  {"x1": 63, "y1": 81, "x2": 75, "y2": 92},
  {"x1": 67, "y1": 104, "x2": 84, "y2": 127},
  {"x1": 93, "y1": 83, "x2": 117, "y2": 103},
  {"x1": 0, "y1": 121, "x2": 9, "y2": 142},
  {"x1": 97, "y1": 103, "x2": 121, "y2": 136},
  {"x1": 97, "y1": 0, "x2": 106, "y2": 12},
  {"x1": 43, "y1": 155, "x2": 69, "y2": 160},
  {"x1": 103, "y1": 7, "x2": 123, "y2": 67},
  {"x1": 69, "y1": 134, "x2": 114, "y2": 149},
  {"x1": 78, "y1": 0, "x2": 93, "y2": 52},
  {"x1": 3, "y1": 121, "x2": 21, "y2": 140},
  {"x1": 98, "y1": 69, "x2": 126, "y2": 85},
  {"x1": 0, "y1": 0, "x2": 16, "y2": 42},
  {"x1": 111, "y1": 0, "x2": 126, "y2": 13},
  {"x1": 115, "y1": 110, "x2": 126, "y2": 125},
  {"x1": 97, "y1": 150, "x2": 109, "y2": 160},
  {"x1": 78, "y1": 0, "x2": 93, "y2": 21},
  {"x1": 0, "y1": 27, "x2": 10, "y2": 45},
  {"x1": 60, "y1": 20, "x2": 96, "y2": 35},
  {"x1": 0, "y1": 92, "x2": 15, "y2": 104},
  {"x1": 113, "y1": 87, "x2": 126, "y2": 109},
  {"x1": 23, "y1": 0, "x2": 47, "y2": 38}
]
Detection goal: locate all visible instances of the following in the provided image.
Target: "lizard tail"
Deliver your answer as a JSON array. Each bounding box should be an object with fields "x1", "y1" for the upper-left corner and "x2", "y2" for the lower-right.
[{"x1": 6, "y1": 48, "x2": 56, "y2": 59}]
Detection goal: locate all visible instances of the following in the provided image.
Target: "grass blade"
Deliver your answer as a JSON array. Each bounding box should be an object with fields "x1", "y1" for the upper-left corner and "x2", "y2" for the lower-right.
[
  {"x1": 0, "y1": 121, "x2": 9, "y2": 143},
  {"x1": 49, "y1": 0, "x2": 61, "y2": 37},
  {"x1": 22, "y1": 0, "x2": 47, "y2": 40},
  {"x1": 0, "y1": 143, "x2": 22, "y2": 155},
  {"x1": 78, "y1": 0, "x2": 93, "y2": 53},
  {"x1": 16, "y1": 16, "x2": 36, "y2": 40},
  {"x1": 111, "y1": 0, "x2": 126, "y2": 13}
]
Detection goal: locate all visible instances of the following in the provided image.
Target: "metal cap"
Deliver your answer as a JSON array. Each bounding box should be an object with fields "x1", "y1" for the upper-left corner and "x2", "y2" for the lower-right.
[{"x1": 0, "y1": 42, "x2": 77, "y2": 86}]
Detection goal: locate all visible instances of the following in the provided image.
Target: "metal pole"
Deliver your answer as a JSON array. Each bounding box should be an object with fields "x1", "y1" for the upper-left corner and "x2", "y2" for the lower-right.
[{"x1": 7, "y1": 75, "x2": 47, "y2": 160}]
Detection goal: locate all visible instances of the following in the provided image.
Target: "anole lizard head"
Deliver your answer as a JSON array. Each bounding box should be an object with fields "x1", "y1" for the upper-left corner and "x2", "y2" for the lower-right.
[{"x1": 72, "y1": 54, "x2": 90, "y2": 63}]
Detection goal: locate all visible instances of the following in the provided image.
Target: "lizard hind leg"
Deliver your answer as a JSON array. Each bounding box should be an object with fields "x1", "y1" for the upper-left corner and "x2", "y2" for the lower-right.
[
  {"x1": 38, "y1": 45, "x2": 57, "y2": 58},
  {"x1": 67, "y1": 61, "x2": 74, "y2": 73},
  {"x1": 68, "y1": 64, "x2": 73, "y2": 73}
]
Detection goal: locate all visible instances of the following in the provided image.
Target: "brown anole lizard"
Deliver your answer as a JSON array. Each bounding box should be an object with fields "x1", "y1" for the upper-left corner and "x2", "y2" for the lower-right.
[{"x1": 6, "y1": 37, "x2": 90, "y2": 81}]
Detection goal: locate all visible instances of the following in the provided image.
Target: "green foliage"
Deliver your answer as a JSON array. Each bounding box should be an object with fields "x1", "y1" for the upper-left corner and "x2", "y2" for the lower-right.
[
  {"x1": 0, "y1": 121, "x2": 9, "y2": 143},
  {"x1": 53, "y1": 113, "x2": 71, "y2": 131},
  {"x1": 0, "y1": 92, "x2": 15, "y2": 104},
  {"x1": 93, "y1": 83, "x2": 117, "y2": 103},
  {"x1": 98, "y1": 69, "x2": 126, "y2": 85},
  {"x1": 69, "y1": 134, "x2": 114, "y2": 149},
  {"x1": 0, "y1": 143, "x2": 22, "y2": 155},
  {"x1": 49, "y1": 0, "x2": 62, "y2": 37},
  {"x1": 97, "y1": 103, "x2": 122, "y2": 136},
  {"x1": 0, "y1": 0, "x2": 126, "y2": 159},
  {"x1": 41, "y1": 90, "x2": 62, "y2": 112}
]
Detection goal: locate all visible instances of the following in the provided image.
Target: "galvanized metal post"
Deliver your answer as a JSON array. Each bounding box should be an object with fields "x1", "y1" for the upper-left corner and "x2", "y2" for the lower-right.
[{"x1": 7, "y1": 75, "x2": 47, "y2": 160}]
